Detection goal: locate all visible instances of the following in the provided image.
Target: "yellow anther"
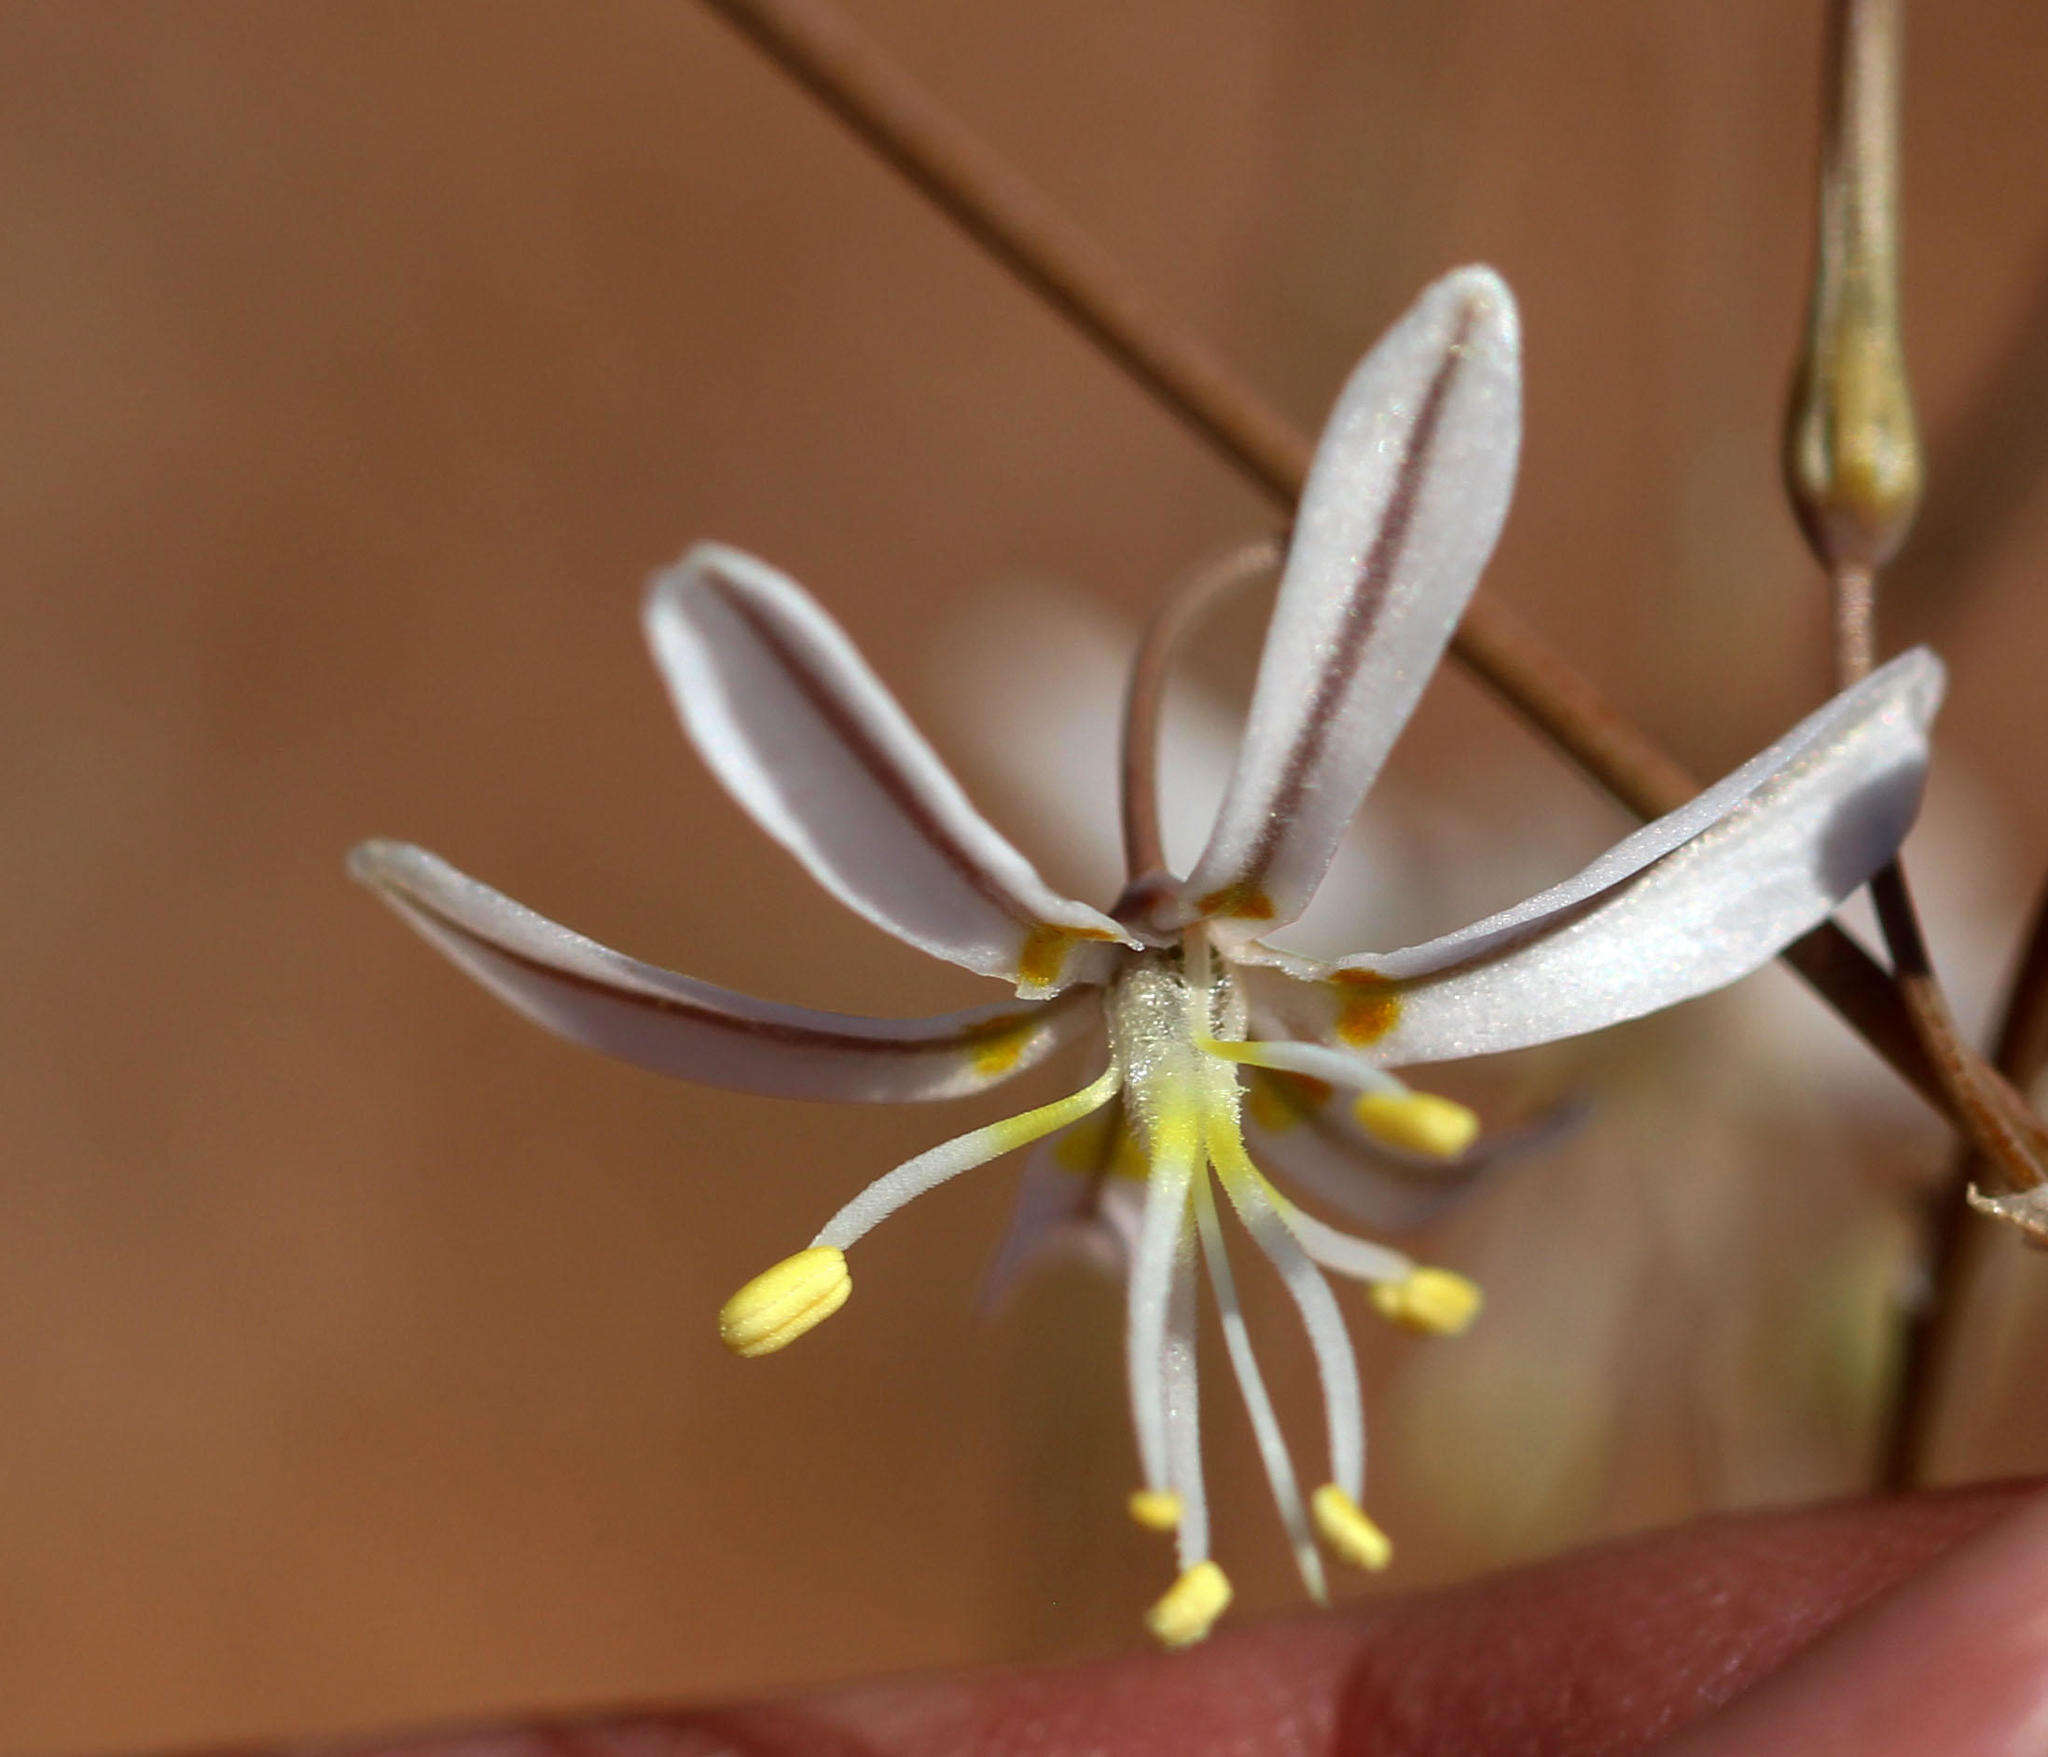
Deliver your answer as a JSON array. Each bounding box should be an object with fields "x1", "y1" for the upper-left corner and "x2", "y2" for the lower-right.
[
  {"x1": 1312, "y1": 1484, "x2": 1393, "y2": 1572},
  {"x1": 718, "y1": 1246, "x2": 851, "y2": 1357},
  {"x1": 1370, "y1": 1267, "x2": 1483, "y2": 1336},
  {"x1": 1127, "y1": 1488, "x2": 1183, "y2": 1532},
  {"x1": 1352, "y1": 1090, "x2": 1479, "y2": 1159},
  {"x1": 1144, "y1": 1560, "x2": 1232, "y2": 1649}
]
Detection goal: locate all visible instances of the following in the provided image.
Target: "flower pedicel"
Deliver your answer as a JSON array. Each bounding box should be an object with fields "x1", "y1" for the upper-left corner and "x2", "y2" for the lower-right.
[{"x1": 351, "y1": 267, "x2": 1943, "y2": 1645}]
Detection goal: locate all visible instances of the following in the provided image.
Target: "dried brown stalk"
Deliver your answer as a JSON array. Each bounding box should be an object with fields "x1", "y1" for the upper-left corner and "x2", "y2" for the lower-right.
[{"x1": 1883, "y1": 880, "x2": 2048, "y2": 1487}]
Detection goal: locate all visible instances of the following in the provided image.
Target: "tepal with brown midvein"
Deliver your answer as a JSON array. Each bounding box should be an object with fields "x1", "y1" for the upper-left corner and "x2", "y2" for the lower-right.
[
  {"x1": 1218, "y1": 307, "x2": 1476, "y2": 916},
  {"x1": 644, "y1": 545, "x2": 1136, "y2": 997},
  {"x1": 1178, "y1": 273, "x2": 1521, "y2": 944}
]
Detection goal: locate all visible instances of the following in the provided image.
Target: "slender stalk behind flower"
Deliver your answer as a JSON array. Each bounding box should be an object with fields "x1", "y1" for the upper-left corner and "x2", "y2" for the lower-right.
[{"x1": 352, "y1": 270, "x2": 1944, "y2": 1643}]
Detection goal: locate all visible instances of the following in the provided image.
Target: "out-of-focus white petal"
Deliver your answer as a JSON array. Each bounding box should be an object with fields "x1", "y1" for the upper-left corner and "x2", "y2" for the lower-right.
[
  {"x1": 645, "y1": 544, "x2": 1132, "y2": 994},
  {"x1": 978, "y1": 1104, "x2": 1141, "y2": 1309},
  {"x1": 1241, "y1": 1067, "x2": 1579, "y2": 1233},
  {"x1": 1280, "y1": 647, "x2": 1944, "y2": 1065},
  {"x1": 350, "y1": 840, "x2": 1087, "y2": 1102},
  {"x1": 1182, "y1": 267, "x2": 1521, "y2": 935}
]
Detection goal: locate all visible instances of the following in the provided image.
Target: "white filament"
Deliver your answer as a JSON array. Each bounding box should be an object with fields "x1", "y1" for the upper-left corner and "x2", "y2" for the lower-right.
[
  {"x1": 815, "y1": 1063, "x2": 1121, "y2": 1250},
  {"x1": 1199, "y1": 1036, "x2": 1406, "y2": 1094},
  {"x1": 1194, "y1": 1171, "x2": 1327, "y2": 1602},
  {"x1": 1274, "y1": 1201, "x2": 1414, "y2": 1286},
  {"x1": 1163, "y1": 1227, "x2": 1209, "y2": 1569},
  {"x1": 1211, "y1": 1133, "x2": 1368, "y2": 1504}
]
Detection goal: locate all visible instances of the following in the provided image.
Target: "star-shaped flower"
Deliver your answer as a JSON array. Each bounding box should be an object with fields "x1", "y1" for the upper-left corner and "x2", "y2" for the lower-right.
[{"x1": 351, "y1": 268, "x2": 1943, "y2": 1646}]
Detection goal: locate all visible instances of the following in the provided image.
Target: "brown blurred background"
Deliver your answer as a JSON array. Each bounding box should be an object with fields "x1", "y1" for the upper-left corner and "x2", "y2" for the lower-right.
[{"x1": 8, "y1": 2, "x2": 2048, "y2": 1750}]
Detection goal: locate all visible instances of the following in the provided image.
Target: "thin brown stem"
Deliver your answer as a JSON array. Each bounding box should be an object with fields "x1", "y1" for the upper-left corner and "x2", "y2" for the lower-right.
[
  {"x1": 1833, "y1": 564, "x2": 2041, "y2": 1195},
  {"x1": 1881, "y1": 875, "x2": 2048, "y2": 1488},
  {"x1": 1869, "y1": 865, "x2": 2046, "y2": 1183},
  {"x1": 697, "y1": 0, "x2": 2037, "y2": 1140},
  {"x1": 1118, "y1": 535, "x2": 1283, "y2": 882}
]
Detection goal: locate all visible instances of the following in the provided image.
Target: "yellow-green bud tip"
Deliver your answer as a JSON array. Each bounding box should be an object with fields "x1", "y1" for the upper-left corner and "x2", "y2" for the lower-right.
[
  {"x1": 1371, "y1": 1266, "x2": 1483, "y2": 1336},
  {"x1": 719, "y1": 1246, "x2": 850, "y2": 1357},
  {"x1": 1311, "y1": 1484, "x2": 1392, "y2": 1572},
  {"x1": 1144, "y1": 1560, "x2": 1232, "y2": 1649},
  {"x1": 1352, "y1": 1091, "x2": 1479, "y2": 1159},
  {"x1": 1127, "y1": 1488, "x2": 1183, "y2": 1532}
]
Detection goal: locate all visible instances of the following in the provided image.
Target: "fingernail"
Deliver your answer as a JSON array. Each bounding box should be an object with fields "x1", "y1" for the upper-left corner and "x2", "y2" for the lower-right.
[{"x1": 1658, "y1": 1485, "x2": 2048, "y2": 1754}]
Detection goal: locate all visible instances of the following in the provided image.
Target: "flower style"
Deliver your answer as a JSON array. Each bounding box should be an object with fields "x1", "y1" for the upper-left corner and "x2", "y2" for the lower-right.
[{"x1": 350, "y1": 267, "x2": 1944, "y2": 1647}]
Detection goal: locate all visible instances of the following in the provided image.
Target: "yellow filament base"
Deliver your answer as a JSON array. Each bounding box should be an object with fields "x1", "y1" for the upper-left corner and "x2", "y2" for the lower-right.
[
  {"x1": 1145, "y1": 1560, "x2": 1232, "y2": 1648},
  {"x1": 1352, "y1": 1091, "x2": 1480, "y2": 1159},
  {"x1": 1371, "y1": 1267, "x2": 1483, "y2": 1336},
  {"x1": 1312, "y1": 1484, "x2": 1392, "y2": 1572},
  {"x1": 719, "y1": 1247, "x2": 851, "y2": 1357},
  {"x1": 1127, "y1": 1488, "x2": 1183, "y2": 1532}
]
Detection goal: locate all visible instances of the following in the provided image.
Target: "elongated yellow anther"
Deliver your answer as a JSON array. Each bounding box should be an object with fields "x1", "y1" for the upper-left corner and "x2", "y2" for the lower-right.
[
  {"x1": 1353, "y1": 1090, "x2": 1479, "y2": 1159},
  {"x1": 1127, "y1": 1488, "x2": 1183, "y2": 1532},
  {"x1": 718, "y1": 1246, "x2": 851, "y2": 1357},
  {"x1": 1370, "y1": 1266, "x2": 1483, "y2": 1336},
  {"x1": 1311, "y1": 1484, "x2": 1392, "y2": 1572},
  {"x1": 1144, "y1": 1560, "x2": 1232, "y2": 1648}
]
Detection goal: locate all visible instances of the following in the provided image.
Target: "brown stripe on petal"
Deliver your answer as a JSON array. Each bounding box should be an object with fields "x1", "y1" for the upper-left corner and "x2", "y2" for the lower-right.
[
  {"x1": 1223, "y1": 303, "x2": 1480, "y2": 907},
  {"x1": 701, "y1": 567, "x2": 1049, "y2": 946},
  {"x1": 400, "y1": 884, "x2": 1072, "y2": 1063}
]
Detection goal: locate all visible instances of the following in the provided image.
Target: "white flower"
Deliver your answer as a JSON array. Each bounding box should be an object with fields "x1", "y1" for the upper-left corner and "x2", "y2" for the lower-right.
[{"x1": 350, "y1": 268, "x2": 1944, "y2": 1647}]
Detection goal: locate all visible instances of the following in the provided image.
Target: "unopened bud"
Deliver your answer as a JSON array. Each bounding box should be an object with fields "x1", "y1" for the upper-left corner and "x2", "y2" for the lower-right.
[{"x1": 1785, "y1": 0, "x2": 1921, "y2": 572}]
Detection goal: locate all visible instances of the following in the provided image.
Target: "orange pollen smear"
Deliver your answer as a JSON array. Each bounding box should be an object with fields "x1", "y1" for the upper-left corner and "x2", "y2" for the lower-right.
[
  {"x1": 1194, "y1": 879, "x2": 1277, "y2": 921},
  {"x1": 968, "y1": 1021, "x2": 1036, "y2": 1077},
  {"x1": 1017, "y1": 923, "x2": 1117, "y2": 989},
  {"x1": 1332, "y1": 972, "x2": 1402, "y2": 1046},
  {"x1": 1243, "y1": 1070, "x2": 1337, "y2": 1134}
]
